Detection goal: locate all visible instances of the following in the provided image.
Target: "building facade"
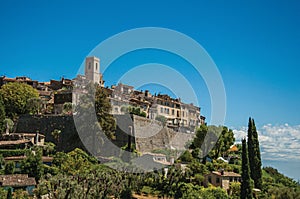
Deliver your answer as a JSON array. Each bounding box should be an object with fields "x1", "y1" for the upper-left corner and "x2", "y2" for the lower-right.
[{"x1": 204, "y1": 171, "x2": 241, "y2": 191}]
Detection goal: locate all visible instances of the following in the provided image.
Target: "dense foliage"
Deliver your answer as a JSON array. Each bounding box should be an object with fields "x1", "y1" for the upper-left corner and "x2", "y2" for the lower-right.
[
  {"x1": 95, "y1": 86, "x2": 116, "y2": 139},
  {"x1": 0, "y1": 82, "x2": 39, "y2": 118},
  {"x1": 0, "y1": 149, "x2": 30, "y2": 157}
]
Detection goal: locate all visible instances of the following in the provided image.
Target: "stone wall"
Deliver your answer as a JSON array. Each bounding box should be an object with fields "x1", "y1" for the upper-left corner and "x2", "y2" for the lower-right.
[
  {"x1": 133, "y1": 115, "x2": 195, "y2": 152},
  {"x1": 16, "y1": 114, "x2": 195, "y2": 154},
  {"x1": 15, "y1": 115, "x2": 84, "y2": 152}
]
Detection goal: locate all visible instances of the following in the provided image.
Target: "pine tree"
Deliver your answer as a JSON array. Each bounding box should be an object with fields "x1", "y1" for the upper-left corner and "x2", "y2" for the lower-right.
[
  {"x1": 241, "y1": 138, "x2": 252, "y2": 199},
  {"x1": 247, "y1": 117, "x2": 262, "y2": 189}
]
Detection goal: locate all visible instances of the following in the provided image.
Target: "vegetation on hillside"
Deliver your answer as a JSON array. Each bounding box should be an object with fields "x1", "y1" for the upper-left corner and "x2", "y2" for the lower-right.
[{"x1": 0, "y1": 82, "x2": 298, "y2": 198}]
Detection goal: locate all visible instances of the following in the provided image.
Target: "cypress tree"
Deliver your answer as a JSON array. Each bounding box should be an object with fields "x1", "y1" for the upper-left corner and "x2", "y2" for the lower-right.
[
  {"x1": 247, "y1": 118, "x2": 262, "y2": 189},
  {"x1": 241, "y1": 138, "x2": 252, "y2": 199}
]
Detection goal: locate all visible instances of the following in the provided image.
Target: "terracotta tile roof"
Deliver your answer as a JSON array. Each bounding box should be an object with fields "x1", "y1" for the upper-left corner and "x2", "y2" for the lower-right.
[
  {"x1": 211, "y1": 171, "x2": 241, "y2": 177},
  {"x1": 228, "y1": 145, "x2": 239, "y2": 152},
  {"x1": 0, "y1": 174, "x2": 36, "y2": 187}
]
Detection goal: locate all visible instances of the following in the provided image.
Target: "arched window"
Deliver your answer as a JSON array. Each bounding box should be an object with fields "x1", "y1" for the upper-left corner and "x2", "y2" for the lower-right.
[{"x1": 96, "y1": 63, "x2": 98, "y2": 70}]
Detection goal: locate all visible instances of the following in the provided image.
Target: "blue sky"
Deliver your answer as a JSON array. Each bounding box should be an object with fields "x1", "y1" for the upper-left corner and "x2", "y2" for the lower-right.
[{"x1": 1, "y1": 1, "x2": 300, "y2": 176}]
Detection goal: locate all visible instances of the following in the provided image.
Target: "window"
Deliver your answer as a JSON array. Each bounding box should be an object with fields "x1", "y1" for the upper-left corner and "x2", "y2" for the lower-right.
[
  {"x1": 172, "y1": 109, "x2": 174, "y2": 115},
  {"x1": 88, "y1": 62, "x2": 91, "y2": 69},
  {"x1": 96, "y1": 63, "x2": 98, "y2": 70},
  {"x1": 216, "y1": 177, "x2": 220, "y2": 184},
  {"x1": 161, "y1": 107, "x2": 163, "y2": 113}
]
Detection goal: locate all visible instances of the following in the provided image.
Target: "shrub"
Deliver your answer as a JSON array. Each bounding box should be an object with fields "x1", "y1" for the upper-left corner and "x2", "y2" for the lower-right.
[{"x1": 0, "y1": 149, "x2": 29, "y2": 157}]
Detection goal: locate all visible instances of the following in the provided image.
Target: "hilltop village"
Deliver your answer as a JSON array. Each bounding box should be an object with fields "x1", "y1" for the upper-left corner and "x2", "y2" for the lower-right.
[
  {"x1": 1, "y1": 56, "x2": 205, "y2": 134},
  {"x1": 0, "y1": 57, "x2": 298, "y2": 198}
]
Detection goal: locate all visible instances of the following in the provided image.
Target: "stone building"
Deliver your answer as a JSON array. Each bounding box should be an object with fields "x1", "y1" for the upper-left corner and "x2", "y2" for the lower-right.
[
  {"x1": 53, "y1": 90, "x2": 72, "y2": 114},
  {"x1": 0, "y1": 76, "x2": 38, "y2": 88},
  {"x1": 85, "y1": 56, "x2": 104, "y2": 86},
  {"x1": 108, "y1": 83, "x2": 134, "y2": 114},
  {"x1": 149, "y1": 94, "x2": 181, "y2": 128},
  {"x1": 204, "y1": 170, "x2": 241, "y2": 191},
  {"x1": 0, "y1": 174, "x2": 36, "y2": 195},
  {"x1": 2, "y1": 56, "x2": 205, "y2": 130},
  {"x1": 180, "y1": 102, "x2": 202, "y2": 133}
]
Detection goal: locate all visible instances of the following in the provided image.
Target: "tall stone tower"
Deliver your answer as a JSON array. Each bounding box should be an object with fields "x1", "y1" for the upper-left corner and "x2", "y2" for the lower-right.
[{"x1": 85, "y1": 56, "x2": 104, "y2": 86}]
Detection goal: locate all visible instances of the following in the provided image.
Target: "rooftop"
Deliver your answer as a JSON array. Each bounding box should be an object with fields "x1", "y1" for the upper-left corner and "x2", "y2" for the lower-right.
[
  {"x1": 0, "y1": 139, "x2": 31, "y2": 146},
  {"x1": 0, "y1": 174, "x2": 36, "y2": 187},
  {"x1": 210, "y1": 171, "x2": 241, "y2": 177}
]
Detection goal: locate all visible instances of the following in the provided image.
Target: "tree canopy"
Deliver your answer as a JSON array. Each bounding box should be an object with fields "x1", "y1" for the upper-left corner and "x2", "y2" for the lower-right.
[
  {"x1": 0, "y1": 82, "x2": 39, "y2": 118},
  {"x1": 95, "y1": 86, "x2": 116, "y2": 139}
]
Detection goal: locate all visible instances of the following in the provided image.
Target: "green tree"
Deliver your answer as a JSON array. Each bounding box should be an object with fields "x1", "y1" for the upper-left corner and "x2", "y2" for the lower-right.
[
  {"x1": 4, "y1": 161, "x2": 15, "y2": 174},
  {"x1": 3, "y1": 118, "x2": 14, "y2": 135},
  {"x1": 155, "y1": 115, "x2": 167, "y2": 126},
  {"x1": 247, "y1": 117, "x2": 262, "y2": 189},
  {"x1": 0, "y1": 188, "x2": 7, "y2": 199},
  {"x1": 202, "y1": 187, "x2": 229, "y2": 199},
  {"x1": 128, "y1": 106, "x2": 146, "y2": 117},
  {"x1": 51, "y1": 129, "x2": 61, "y2": 151},
  {"x1": 95, "y1": 86, "x2": 116, "y2": 139},
  {"x1": 192, "y1": 124, "x2": 208, "y2": 149},
  {"x1": 43, "y1": 142, "x2": 56, "y2": 156},
  {"x1": 0, "y1": 82, "x2": 39, "y2": 118},
  {"x1": 20, "y1": 149, "x2": 44, "y2": 182},
  {"x1": 26, "y1": 97, "x2": 42, "y2": 115},
  {"x1": 241, "y1": 138, "x2": 252, "y2": 199},
  {"x1": 192, "y1": 124, "x2": 208, "y2": 162},
  {"x1": 63, "y1": 102, "x2": 73, "y2": 115},
  {"x1": 229, "y1": 182, "x2": 241, "y2": 199},
  {"x1": 209, "y1": 126, "x2": 235, "y2": 159},
  {"x1": 179, "y1": 150, "x2": 193, "y2": 162},
  {"x1": 51, "y1": 129, "x2": 61, "y2": 144},
  {"x1": 0, "y1": 95, "x2": 5, "y2": 132}
]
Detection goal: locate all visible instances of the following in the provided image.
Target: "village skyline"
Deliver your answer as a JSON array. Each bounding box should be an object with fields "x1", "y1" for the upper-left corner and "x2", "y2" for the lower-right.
[{"x1": 1, "y1": 0, "x2": 299, "y2": 181}]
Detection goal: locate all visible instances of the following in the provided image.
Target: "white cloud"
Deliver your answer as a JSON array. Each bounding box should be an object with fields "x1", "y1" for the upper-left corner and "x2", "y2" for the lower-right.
[{"x1": 233, "y1": 124, "x2": 300, "y2": 161}]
